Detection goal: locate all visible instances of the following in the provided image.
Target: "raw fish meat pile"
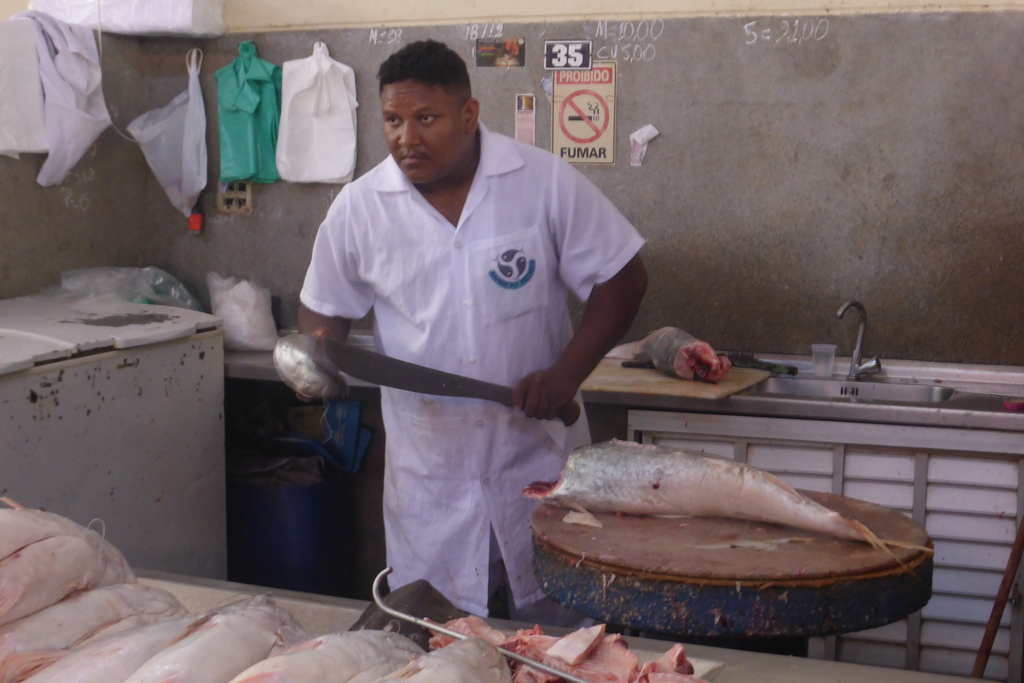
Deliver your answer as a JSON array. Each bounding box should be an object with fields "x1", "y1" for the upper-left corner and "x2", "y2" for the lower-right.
[
  {"x1": 428, "y1": 616, "x2": 708, "y2": 683},
  {"x1": 0, "y1": 499, "x2": 711, "y2": 683},
  {"x1": 0, "y1": 500, "x2": 505, "y2": 683},
  {"x1": 606, "y1": 327, "x2": 731, "y2": 383},
  {"x1": 0, "y1": 501, "x2": 308, "y2": 683}
]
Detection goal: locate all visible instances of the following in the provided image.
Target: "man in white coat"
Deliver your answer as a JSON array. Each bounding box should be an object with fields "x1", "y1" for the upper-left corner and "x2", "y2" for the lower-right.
[{"x1": 298, "y1": 40, "x2": 647, "y2": 622}]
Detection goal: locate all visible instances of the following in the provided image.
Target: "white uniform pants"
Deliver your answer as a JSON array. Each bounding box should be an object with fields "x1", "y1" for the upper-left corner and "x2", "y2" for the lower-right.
[{"x1": 488, "y1": 527, "x2": 593, "y2": 628}]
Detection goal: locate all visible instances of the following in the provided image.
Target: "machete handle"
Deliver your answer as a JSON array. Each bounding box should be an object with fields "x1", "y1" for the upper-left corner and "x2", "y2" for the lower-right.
[{"x1": 558, "y1": 399, "x2": 582, "y2": 427}]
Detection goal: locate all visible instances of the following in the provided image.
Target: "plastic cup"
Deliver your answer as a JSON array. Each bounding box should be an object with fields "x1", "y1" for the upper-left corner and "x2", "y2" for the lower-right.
[{"x1": 811, "y1": 344, "x2": 837, "y2": 378}]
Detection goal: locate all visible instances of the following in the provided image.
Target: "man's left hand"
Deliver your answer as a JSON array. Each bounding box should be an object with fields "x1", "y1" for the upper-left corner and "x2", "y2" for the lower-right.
[
  {"x1": 512, "y1": 367, "x2": 579, "y2": 421},
  {"x1": 511, "y1": 254, "x2": 648, "y2": 424}
]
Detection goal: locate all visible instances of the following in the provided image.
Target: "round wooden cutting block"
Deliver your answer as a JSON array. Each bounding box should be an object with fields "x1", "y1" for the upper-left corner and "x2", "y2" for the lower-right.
[{"x1": 531, "y1": 491, "x2": 933, "y2": 637}]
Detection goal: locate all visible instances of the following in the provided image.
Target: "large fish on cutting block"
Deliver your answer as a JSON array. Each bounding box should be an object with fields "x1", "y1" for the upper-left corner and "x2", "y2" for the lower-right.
[{"x1": 525, "y1": 440, "x2": 908, "y2": 552}]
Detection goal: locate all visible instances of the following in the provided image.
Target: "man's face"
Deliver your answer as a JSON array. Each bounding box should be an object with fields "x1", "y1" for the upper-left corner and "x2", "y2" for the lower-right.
[{"x1": 381, "y1": 80, "x2": 479, "y2": 188}]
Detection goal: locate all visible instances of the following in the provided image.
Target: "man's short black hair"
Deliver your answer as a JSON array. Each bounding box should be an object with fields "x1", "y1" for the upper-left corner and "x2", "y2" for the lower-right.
[{"x1": 377, "y1": 40, "x2": 472, "y2": 98}]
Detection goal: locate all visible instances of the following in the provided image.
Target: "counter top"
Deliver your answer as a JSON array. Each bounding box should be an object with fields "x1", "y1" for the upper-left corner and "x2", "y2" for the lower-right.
[
  {"x1": 225, "y1": 348, "x2": 1024, "y2": 433},
  {"x1": 583, "y1": 355, "x2": 1024, "y2": 433},
  {"x1": 139, "y1": 570, "x2": 968, "y2": 683}
]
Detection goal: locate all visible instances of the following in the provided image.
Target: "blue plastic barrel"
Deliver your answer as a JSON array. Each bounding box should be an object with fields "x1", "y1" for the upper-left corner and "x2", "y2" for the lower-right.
[{"x1": 225, "y1": 478, "x2": 353, "y2": 597}]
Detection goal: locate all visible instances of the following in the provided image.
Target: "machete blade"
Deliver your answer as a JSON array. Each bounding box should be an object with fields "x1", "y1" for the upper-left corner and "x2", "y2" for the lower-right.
[
  {"x1": 322, "y1": 337, "x2": 514, "y2": 407},
  {"x1": 320, "y1": 337, "x2": 580, "y2": 426}
]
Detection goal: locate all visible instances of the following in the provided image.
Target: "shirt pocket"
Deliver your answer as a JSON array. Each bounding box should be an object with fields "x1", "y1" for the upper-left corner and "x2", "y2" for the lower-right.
[
  {"x1": 468, "y1": 226, "x2": 550, "y2": 326},
  {"x1": 385, "y1": 391, "x2": 473, "y2": 477}
]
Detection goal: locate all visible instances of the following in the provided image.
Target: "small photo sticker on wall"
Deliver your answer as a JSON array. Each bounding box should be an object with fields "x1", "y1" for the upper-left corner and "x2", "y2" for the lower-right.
[
  {"x1": 515, "y1": 94, "x2": 536, "y2": 146},
  {"x1": 476, "y1": 38, "x2": 525, "y2": 67}
]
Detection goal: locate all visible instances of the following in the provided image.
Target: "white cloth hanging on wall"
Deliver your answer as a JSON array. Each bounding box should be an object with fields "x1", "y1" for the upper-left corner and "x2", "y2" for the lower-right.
[
  {"x1": 15, "y1": 11, "x2": 111, "y2": 187},
  {"x1": 26, "y1": 0, "x2": 225, "y2": 37},
  {"x1": 276, "y1": 41, "x2": 358, "y2": 184},
  {"x1": 0, "y1": 19, "x2": 48, "y2": 158}
]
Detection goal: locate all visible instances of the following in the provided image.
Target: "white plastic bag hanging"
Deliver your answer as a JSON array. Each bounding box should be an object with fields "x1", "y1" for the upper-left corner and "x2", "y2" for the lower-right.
[
  {"x1": 276, "y1": 41, "x2": 358, "y2": 184},
  {"x1": 127, "y1": 49, "x2": 208, "y2": 217}
]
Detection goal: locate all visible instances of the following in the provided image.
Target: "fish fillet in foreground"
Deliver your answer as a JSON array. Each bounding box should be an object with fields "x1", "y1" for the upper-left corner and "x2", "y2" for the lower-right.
[
  {"x1": 0, "y1": 583, "x2": 186, "y2": 683},
  {"x1": 0, "y1": 503, "x2": 135, "y2": 627},
  {"x1": 122, "y1": 596, "x2": 307, "y2": 683},
  {"x1": 228, "y1": 631, "x2": 422, "y2": 683},
  {"x1": 20, "y1": 616, "x2": 198, "y2": 683},
  {"x1": 525, "y1": 440, "x2": 884, "y2": 546},
  {"x1": 374, "y1": 637, "x2": 511, "y2": 683}
]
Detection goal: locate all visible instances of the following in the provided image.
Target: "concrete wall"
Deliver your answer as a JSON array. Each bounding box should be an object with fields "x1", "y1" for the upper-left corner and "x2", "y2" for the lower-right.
[
  {"x1": 3, "y1": 0, "x2": 1024, "y2": 27},
  {"x1": 1, "y1": 10, "x2": 1022, "y2": 365},
  {"x1": 218, "y1": 0, "x2": 1022, "y2": 31},
  {"x1": 140, "y1": 17, "x2": 1024, "y2": 365},
  {"x1": 0, "y1": 36, "x2": 150, "y2": 299}
]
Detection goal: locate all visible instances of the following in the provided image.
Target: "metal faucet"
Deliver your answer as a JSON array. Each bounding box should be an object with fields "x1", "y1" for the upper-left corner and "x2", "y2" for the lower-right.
[{"x1": 836, "y1": 301, "x2": 882, "y2": 380}]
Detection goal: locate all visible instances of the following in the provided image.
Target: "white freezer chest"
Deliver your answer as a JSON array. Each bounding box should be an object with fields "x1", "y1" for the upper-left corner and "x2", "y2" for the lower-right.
[{"x1": 0, "y1": 295, "x2": 227, "y2": 578}]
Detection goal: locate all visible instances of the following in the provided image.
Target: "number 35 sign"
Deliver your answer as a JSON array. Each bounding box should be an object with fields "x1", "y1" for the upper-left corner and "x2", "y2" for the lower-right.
[{"x1": 544, "y1": 40, "x2": 593, "y2": 70}]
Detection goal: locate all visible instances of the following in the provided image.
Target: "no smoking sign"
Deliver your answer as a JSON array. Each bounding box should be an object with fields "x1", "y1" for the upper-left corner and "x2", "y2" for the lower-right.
[
  {"x1": 552, "y1": 62, "x2": 616, "y2": 164},
  {"x1": 559, "y1": 90, "x2": 608, "y2": 144}
]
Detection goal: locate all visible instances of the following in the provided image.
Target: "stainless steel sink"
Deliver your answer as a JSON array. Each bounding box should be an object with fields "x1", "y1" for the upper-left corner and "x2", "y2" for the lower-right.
[{"x1": 745, "y1": 376, "x2": 955, "y2": 403}]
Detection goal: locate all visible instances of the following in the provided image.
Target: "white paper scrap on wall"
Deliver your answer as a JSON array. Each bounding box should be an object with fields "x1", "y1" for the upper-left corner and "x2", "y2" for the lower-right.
[
  {"x1": 0, "y1": 19, "x2": 48, "y2": 158},
  {"x1": 276, "y1": 42, "x2": 358, "y2": 184},
  {"x1": 629, "y1": 124, "x2": 659, "y2": 167}
]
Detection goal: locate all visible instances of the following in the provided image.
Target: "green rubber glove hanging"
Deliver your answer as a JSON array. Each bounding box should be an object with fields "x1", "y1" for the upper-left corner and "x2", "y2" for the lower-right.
[{"x1": 215, "y1": 41, "x2": 282, "y2": 183}]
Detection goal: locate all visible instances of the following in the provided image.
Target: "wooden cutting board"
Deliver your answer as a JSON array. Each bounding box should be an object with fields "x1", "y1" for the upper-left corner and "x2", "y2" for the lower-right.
[
  {"x1": 530, "y1": 493, "x2": 934, "y2": 637},
  {"x1": 532, "y1": 492, "x2": 931, "y2": 581},
  {"x1": 581, "y1": 358, "x2": 770, "y2": 400}
]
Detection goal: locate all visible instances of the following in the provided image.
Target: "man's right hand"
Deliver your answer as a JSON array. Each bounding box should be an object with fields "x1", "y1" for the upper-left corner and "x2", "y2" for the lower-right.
[
  {"x1": 299, "y1": 327, "x2": 339, "y2": 401},
  {"x1": 278, "y1": 305, "x2": 356, "y2": 401}
]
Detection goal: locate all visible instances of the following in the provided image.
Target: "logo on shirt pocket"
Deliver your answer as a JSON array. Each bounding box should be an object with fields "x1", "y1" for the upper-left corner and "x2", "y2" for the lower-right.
[
  {"x1": 471, "y1": 227, "x2": 549, "y2": 325},
  {"x1": 488, "y1": 248, "x2": 536, "y2": 290}
]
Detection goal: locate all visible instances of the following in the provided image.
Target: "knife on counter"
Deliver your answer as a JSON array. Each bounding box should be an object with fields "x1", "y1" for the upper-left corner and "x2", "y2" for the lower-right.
[
  {"x1": 322, "y1": 337, "x2": 581, "y2": 426},
  {"x1": 722, "y1": 352, "x2": 799, "y2": 376},
  {"x1": 621, "y1": 353, "x2": 799, "y2": 375}
]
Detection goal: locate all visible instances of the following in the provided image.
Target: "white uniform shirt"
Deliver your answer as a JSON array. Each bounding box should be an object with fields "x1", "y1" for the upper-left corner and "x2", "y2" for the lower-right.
[{"x1": 301, "y1": 124, "x2": 644, "y2": 615}]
